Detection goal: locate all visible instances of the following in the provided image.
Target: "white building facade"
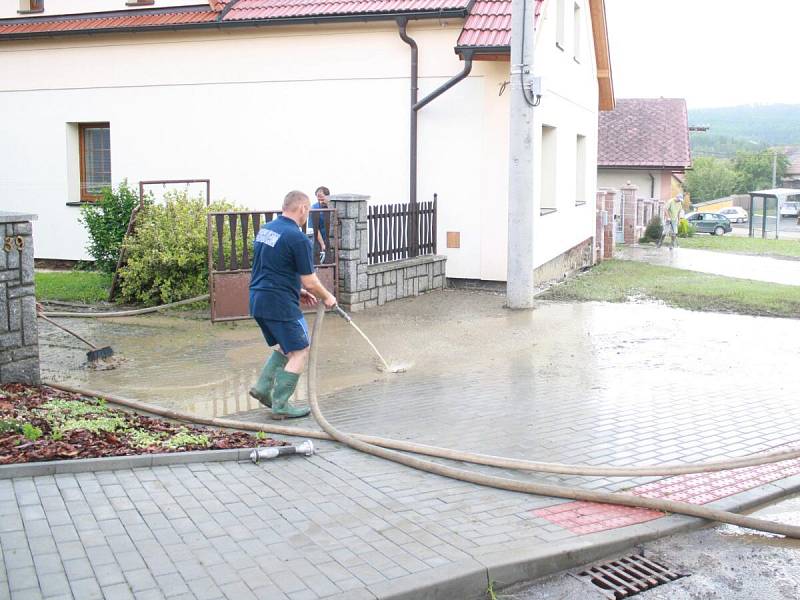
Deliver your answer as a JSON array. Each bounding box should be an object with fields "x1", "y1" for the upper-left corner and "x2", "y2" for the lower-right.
[{"x1": 0, "y1": 0, "x2": 613, "y2": 282}]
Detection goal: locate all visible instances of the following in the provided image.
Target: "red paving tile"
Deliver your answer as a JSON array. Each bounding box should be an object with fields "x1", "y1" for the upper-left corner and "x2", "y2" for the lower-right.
[{"x1": 534, "y1": 450, "x2": 800, "y2": 534}]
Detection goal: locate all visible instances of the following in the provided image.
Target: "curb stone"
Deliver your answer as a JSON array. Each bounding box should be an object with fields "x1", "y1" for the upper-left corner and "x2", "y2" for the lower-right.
[
  {"x1": 0, "y1": 437, "x2": 340, "y2": 479},
  {"x1": 353, "y1": 475, "x2": 800, "y2": 600},
  {"x1": 0, "y1": 448, "x2": 251, "y2": 478}
]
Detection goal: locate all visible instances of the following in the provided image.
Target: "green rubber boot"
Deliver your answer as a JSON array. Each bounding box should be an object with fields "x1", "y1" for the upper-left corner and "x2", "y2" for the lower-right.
[
  {"x1": 249, "y1": 351, "x2": 288, "y2": 408},
  {"x1": 270, "y1": 369, "x2": 310, "y2": 420}
]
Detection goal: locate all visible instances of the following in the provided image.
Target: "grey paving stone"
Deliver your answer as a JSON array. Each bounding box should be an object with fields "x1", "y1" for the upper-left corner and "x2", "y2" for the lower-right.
[
  {"x1": 10, "y1": 587, "x2": 44, "y2": 600},
  {"x1": 123, "y1": 568, "x2": 158, "y2": 593},
  {"x1": 271, "y1": 570, "x2": 308, "y2": 595},
  {"x1": 62, "y1": 557, "x2": 94, "y2": 581},
  {"x1": 99, "y1": 583, "x2": 135, "y2": 600},
  {"x1": 38, "y1": 570, "x2": 71, "y2": 597},
  {"x1": 32, "y1": 552, "x2": 63, "y2": 576}
]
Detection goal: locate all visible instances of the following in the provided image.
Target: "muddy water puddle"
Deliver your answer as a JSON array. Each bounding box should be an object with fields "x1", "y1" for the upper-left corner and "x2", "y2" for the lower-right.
[{"x1": 39, "y1": 290, "x2": 800, "y2": 418}]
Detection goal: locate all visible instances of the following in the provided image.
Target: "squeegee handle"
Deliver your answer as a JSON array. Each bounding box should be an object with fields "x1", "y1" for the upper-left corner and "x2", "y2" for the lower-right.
[{"x1": 37, "y1": 312, "x2": 98, "y2": 350}]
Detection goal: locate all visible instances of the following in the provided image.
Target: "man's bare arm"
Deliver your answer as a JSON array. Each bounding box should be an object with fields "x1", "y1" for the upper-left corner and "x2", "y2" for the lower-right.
[{"x1": 301, "y1": 273, "x2": 337, "y2": 308}]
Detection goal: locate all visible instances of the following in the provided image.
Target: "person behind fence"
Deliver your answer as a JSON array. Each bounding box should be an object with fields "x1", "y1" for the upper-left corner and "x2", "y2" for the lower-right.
[
  {"x1": 658, "y1": 193, "x2": 685, "y2": 249},
  {"x1": 249, "y1": 190, "x2": 337, "y2": 419},
  {"x1": 307, "y1": 186, "x2": 330, "y2": 263}
]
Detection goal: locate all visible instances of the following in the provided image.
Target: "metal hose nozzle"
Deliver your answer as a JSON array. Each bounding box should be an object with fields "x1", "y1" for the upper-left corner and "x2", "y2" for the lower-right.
[{"x1": 333, "y1": 305, "x2": 352, "y2": 323}]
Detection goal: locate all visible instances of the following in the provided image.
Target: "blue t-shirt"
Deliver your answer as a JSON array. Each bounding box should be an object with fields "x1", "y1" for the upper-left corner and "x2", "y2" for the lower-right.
[
  {"x1": 307, "y1": 202, "x2": 329, "y2": 243},
  {"x1": 249, "y1": 216, "x2": 314, "y2": 321}
]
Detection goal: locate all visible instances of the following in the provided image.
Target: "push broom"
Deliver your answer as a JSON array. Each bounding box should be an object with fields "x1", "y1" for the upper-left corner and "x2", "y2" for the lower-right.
[{"x1": 36, "y1": 306, "x2": 114, "y2": 363}]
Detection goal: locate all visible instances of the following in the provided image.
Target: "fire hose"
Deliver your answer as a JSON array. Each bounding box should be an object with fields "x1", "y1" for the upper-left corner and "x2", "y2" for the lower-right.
[{"x1": 46, "y1": 303, "x2": 800, "y2": 538}]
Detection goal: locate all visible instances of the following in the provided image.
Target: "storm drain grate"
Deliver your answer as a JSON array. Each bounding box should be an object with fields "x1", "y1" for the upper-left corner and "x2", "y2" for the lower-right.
[{"x1": 570, "y1": 554, "x2": 688, "y2": 599}]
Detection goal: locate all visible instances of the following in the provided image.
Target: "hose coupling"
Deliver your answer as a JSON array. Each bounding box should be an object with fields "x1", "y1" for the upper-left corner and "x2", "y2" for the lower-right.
[{"x1": 250, "y1": 440, "x2": 315, "y2": 464}]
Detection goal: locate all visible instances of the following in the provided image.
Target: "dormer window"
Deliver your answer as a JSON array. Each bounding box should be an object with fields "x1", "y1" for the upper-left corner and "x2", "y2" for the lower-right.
[{"x1": 18, "y1": 0, "x2": 44, "y2": 14}]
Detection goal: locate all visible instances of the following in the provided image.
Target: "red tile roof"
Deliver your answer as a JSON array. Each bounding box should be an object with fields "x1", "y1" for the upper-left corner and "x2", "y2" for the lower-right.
[
  {"x1": 0, "y1": 0, "x2": 471, "y2": 38},
  {"x1": 598, "y1": 98, "x2": 692, "y2": 170},
  {"x1": 219, "y1": 0, "x2": 470, "y2": 20},
  {"x1": 0, "y1": 8, "x2": 217, "y2": 36},
  {"x1": 457, "y1": 0, "x2": 542, "y2": 48}
]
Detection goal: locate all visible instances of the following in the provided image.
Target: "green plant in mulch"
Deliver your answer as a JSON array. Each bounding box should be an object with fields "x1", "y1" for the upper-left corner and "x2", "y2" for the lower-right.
[
  {"x1": 0, "y1": 419, "x2": 42, "y2": 441},
  {"x1": 162, "y1": 428, "x2": 210, "y2": 449},
  {"x1": 0, "y1": 383, "x2": 285, "y2": 465}
]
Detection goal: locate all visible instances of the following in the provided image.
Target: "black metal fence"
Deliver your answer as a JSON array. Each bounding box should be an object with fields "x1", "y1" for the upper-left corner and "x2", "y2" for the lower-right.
[{"x1": 368, "y1": 196, "x2": 437, "y2": 265}]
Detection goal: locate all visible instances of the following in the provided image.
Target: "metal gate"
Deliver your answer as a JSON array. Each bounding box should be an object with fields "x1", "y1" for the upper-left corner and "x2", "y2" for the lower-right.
[{"x1": 207, "y1": 209, "x2": 338, "y2": 322}]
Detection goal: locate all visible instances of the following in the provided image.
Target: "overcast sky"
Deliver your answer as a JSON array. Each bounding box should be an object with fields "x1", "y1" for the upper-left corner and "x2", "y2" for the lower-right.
[{"x1": 604, "y1": 0, "x2": 800, "y2": 109}]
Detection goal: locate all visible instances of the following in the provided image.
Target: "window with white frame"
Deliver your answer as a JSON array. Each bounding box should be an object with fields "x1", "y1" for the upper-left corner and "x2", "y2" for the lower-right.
[
  {"x1": 573, "y1": 1, "x2": 582, "y2": 61},
  {"x1": 556, "y1": 0, "x2": 565, "y2": 49},
  {"x1": 541, "y1": 126, "x2": 558, "y2": 213},
  {"x1": 576, "y1": 134, "x2": 587, "y2": 205},
  {"x1": 18, "y1": 0, "x2": 44, "y2": 13}
]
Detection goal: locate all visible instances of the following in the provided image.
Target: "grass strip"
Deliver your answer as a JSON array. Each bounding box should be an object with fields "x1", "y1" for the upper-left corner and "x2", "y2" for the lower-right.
[
  {"x1": 35, "y1": 271, "x2": 112, "y2": 303},
  {"x1": 541, "y1": 260, "x2": 800, "y2": 319},
  {"x1": 675, "y1": 236, "x2": 800, "y2": 259}
]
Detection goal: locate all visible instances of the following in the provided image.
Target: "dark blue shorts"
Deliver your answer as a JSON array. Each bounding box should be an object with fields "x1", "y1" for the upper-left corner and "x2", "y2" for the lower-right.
[{"x1": 254, "y1": 317, "x2": 310, "y2": 354}]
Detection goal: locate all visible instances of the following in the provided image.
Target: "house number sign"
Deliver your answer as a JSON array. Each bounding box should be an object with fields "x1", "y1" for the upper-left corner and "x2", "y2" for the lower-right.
[{"x1": 3, "y1": 236, "x2": 24, "y2": 252}]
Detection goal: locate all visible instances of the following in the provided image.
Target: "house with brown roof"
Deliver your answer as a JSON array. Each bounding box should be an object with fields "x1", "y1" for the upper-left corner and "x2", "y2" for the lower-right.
[
  {"x1": 597, "y1": 98, "x2": 691, "y2": 201},
  {"x1": 780, "y1": 146, "x2": 800, "y2": 189},
  {"x1": 1, "y1": 0, "x2": 614, "y2": 284}
]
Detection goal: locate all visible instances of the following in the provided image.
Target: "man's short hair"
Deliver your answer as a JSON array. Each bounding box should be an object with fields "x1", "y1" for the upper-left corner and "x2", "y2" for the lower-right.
[
  {"x1": 283, "y1": 190, "x2": 310, "y2": 211},
  {"x1": 315, "y1": 186, "x2": 330, "y2": 196}
]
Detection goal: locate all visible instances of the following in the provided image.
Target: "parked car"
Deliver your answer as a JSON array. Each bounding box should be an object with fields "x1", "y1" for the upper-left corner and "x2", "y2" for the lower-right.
[
  {"x1": 685, "y1": 212, "x2": 732, "y2": 235},
  {"x1": 718, "y1": 206, "x2": 749, "y2": 223},
  {"x1": 779, "y1": 200, "x2": 799, "y2": 218}
]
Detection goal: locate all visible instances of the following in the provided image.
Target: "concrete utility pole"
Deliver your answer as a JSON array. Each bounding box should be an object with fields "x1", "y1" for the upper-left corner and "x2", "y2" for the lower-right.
[
  {"x1": 772, "y1": 150, "x2": 777, "y2": 188},
  {"x1": 506, "y1": 0, "x2": 536, "y2": 308}
]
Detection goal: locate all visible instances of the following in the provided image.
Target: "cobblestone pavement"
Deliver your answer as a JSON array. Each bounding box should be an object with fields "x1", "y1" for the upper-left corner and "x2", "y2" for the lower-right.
[
  {"x1": 12, "y1": 292, "x2": 800, "y2": 599},
  {"x1": 616, "y1": 244, "x2": 800, "y2": 285}
]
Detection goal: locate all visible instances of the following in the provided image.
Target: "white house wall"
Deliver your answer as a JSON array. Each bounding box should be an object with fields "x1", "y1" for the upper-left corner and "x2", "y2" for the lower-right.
[
  {"x1": 1, "y1": 21, "x2": 484, "y2": 272},
  {"x1": 528, "y1": 0, "x2": 599, "y2": 276},
  {"x1": 597, "y1": 169, "x2": 664, "y2": 200},
  {"x1": 1, "y1": 3, "x2": 602, "y2": 282}
]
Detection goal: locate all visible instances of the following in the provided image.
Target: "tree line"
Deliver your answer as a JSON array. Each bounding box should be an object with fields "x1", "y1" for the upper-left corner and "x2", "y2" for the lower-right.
[{"x1": 684, "y1": 150, "x2": 790, "y2": 202}]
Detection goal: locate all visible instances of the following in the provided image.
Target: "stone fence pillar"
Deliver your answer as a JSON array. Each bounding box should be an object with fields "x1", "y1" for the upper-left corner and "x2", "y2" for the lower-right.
[
  {"x1": 328, "y1": 194, "x2": 447, "y2": 312},
  {"x1": 1, "y1": 211, "x2": 40, "y2": 384},
  {"x1": 601, "y1": 189, "x2": 616, "y2": 259},
  {"x1": 329, "y1": 194, "x2": 369, "y2": 311},
  {"x1": 621, "y1": 184, "x2": 641, "y2": 245}
]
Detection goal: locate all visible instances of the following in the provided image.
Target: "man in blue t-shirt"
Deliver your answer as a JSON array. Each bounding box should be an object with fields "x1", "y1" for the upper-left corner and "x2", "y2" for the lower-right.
[{"x1": 249, "y1": 190, "x2": 337, "y2": 419}]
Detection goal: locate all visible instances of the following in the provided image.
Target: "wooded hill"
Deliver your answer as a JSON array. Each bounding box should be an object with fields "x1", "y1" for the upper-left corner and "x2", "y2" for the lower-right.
[{"x1": 689, "y1": 104, "x2": 800, "y2": 158}]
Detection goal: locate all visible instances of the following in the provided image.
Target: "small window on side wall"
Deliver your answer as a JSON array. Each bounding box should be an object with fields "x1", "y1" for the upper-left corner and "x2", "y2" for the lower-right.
[
  {"x1": 79, "y1": 123, "x2": 111, "y2": 202},
  {"x1": 125, "y1": 0, "x2": 155, "y2": 6},
  {"x1": 556, "y1": 0, "x2": 565, "y2": 49},
  {"x1": 18, "y1": 0, "x2": 44, "y2": 14}
]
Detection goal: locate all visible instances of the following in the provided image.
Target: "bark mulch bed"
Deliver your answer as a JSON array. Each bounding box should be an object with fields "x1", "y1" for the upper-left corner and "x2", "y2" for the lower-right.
[{"x1": 0, "y1": 383, "x2": 286, "y2": 464}]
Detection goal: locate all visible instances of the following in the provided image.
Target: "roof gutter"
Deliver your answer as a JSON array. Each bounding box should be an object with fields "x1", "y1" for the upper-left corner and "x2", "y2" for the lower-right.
[
  {"x1": 0, "y1": 8, "x2": 469, "y2": 41},
  {"x1": 396, "y1": 17, "x2": 473, "y2": 246}
]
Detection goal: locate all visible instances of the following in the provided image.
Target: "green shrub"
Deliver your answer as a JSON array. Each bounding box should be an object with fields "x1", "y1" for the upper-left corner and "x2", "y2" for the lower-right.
[
  {"x1": 119, "y1": 191, "x2": 243, "y2": 305},
  {"x1": 79, "y1": 180, "x2": 150, "y2": 273},
  {"x1": 642, "y1": 216, "x2": 664, "y2": 243},
  {"x1": 677, "y1": 218, "x2": 696, "y2": 238}
]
